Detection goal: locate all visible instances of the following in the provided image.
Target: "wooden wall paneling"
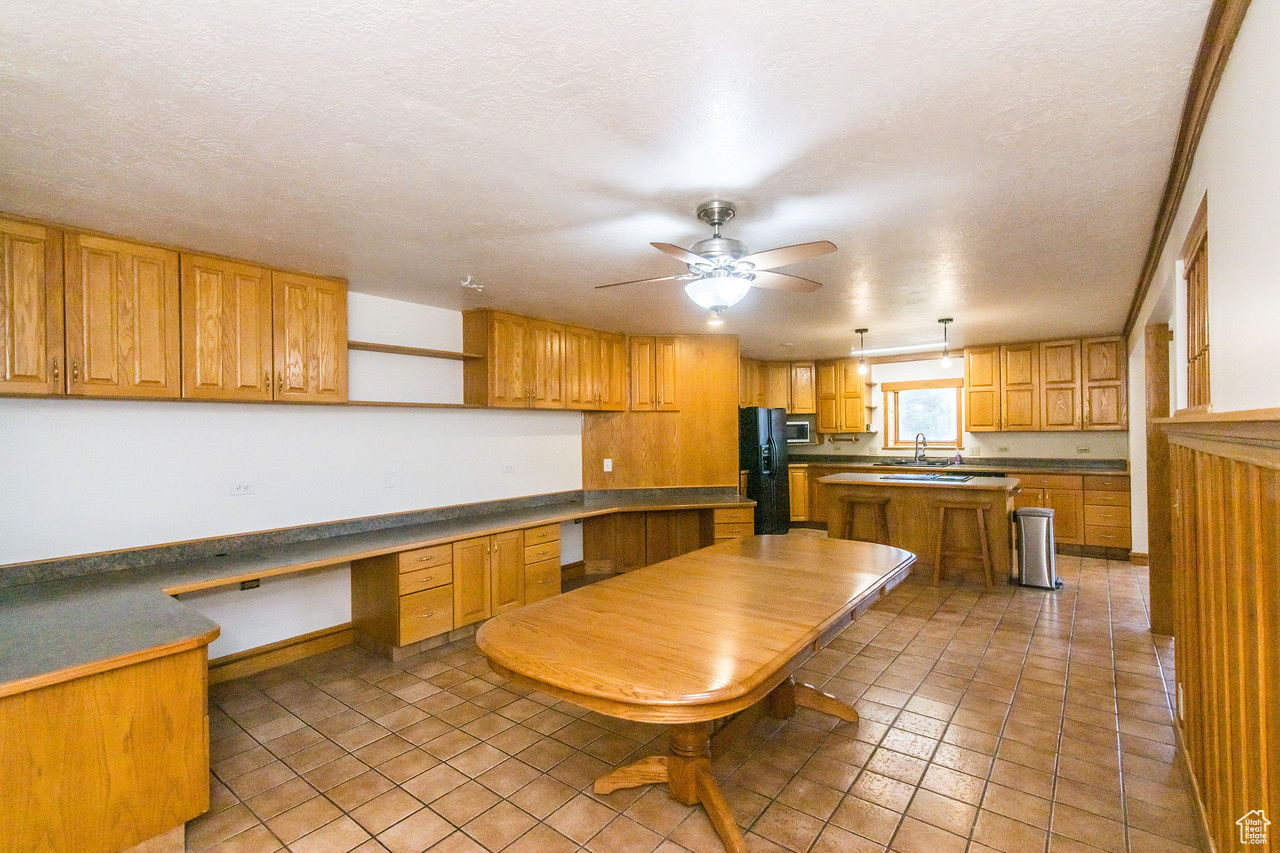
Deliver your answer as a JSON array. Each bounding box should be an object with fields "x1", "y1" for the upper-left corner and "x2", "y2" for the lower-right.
[
  {"x1": 180, "y1": 254, "x2": 273, "y2": 400},
  {"x1": 64, "y1": 233, "x2": 181, "y2": 398},
  {"x1": 582, "y1": 514, "x2": 618, "y2": 574},
  {"x1": 1040, "y1": 339, "x2": 1081, "y2": 430},
  {"x1": 1000, "y1": 342, "x2": 1040, "y2": 430},
  {"x1": 1145, "y1": 323, "x2": 1175, "y2": 635},
  {"x1": 0, "y1": 218, "x2": 64, "y2": 395},
  {"x1": 0, "y1": 647, "x2": 209, "y2": 853},
  {"x1": 616, "y1": 512, "x2": 647, "y2": 572},
  {"x1": 964, "y1": 346, "x2": 1000, "y2": 431},
  {"x1": 645, "y1": 509, "x2": 704, "y2": 565}
]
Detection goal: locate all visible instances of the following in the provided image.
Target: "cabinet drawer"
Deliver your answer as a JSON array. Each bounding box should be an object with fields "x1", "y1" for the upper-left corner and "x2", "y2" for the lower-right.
[
  {"x1": 1013, "y1": 473, "x2": 1082, "y2": 491},
  {"x1": 399, "y1": 564, "x2": 453, "y2": 595},
  {"x1": 1085, "y1": 505, "x2": 1130, "y2": 528},
  {"x1": 524, "y1": 539, "x2": 561, "y2": 566},
  {"x1": 1083, "y1": 474, "x2": 1129, "y2": 492},
  {"x1": 399, "y1": 585, "x2": 454, "y2": 645},
  {"x1": 714, "y1": 507, "x2": 755, "y2": 524},
  {"x1": 524, "y1": 558, "x2": 561, "y2": 604},
  {"x1": 715, "y1": 521, "x2": 754, "y2": 539},
  {"x1": 524, "y1": 522, "x2": 561, "y2": 544},
  {"x1": 397, "y1": 544, "x2": 452, "y2": 572},
  {"x1": 1085, "y1": 525, "x2": 1132, "y2": 549},
  {"x1": 1085, "y1": 489, "x2": 1130, "y2": 507}
]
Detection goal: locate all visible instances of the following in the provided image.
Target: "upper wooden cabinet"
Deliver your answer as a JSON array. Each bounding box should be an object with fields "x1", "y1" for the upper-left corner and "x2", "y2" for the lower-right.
[
  {"x1": 598, "y1": 332, "x2": 627, "y2": 411},
  {"x1": 64, "y1": 232, "x2": 181, "y2": 398},
  {"x1": 790, "y1": 362, "x2": 816, "y2": 414},
  {"x1": 630, "y1": 335, "x2": 679, "y2": 411},
  {"x1": 1000, "y1": 343, "x2": 1040, "y2": 431},
  {"x1": 181, "y1": 254, "x2": 274, "y2": 401},
  {"x1": 0, "y1": 218, "x2": 63, "y2": 395},
  {"x1": 272, "y1": 271, "x2": 348, "y2": 403},
  {"x1": 763, "y1": 362, "x2": 790, "y2": 410},
  {"x1": 963, "y1": 347, "x2": 1000, "y2": 431},
  {"x1": 815, "y1": 359, "x2": 868, "y2": 433},
  {"x1": 1040, "y1": 339, "x2": 1082, "y2": 430},
  {"x1": 1082, "y1": 336, "x2": 1127, "y2": 430},
  {"x1": 564, "y1": 325, "x2": 599, "y2": 410},
  {"x1": 462, "y1": 309, "x2": 564, "y2": 409}
]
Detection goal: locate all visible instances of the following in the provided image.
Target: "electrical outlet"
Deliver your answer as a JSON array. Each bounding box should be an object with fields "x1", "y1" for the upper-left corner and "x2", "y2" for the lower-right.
[
  {"x1": 970, "y1": 447, "x2": 981, "y2": 457},
  {"x1": 501, "y1": 463, "x2": 515, "y2": 474},
  {"x1": 230, "y1": 482, "x2": 255, "y2": 496},
  {"x1": 1077, "y1": 446, "x2": 1091, "y2": 454},
  {"x1": 997, "y1": 446, "x2": 1009, "y2": 453},
  {"x1": 603, "y1": 458, "x2": 613, "y2": 472},
  {"x1": 384, "y1": 470, "x2": 398, "y2": 488}
]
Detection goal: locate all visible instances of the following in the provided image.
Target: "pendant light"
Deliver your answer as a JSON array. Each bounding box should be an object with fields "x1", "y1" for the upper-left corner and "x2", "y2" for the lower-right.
[
  {"x1": 939, "y1": 318, "x2": 953, "y2": 367},
  {"x1": 855, "y1": 328, "x2": 869, "y2": 375}
]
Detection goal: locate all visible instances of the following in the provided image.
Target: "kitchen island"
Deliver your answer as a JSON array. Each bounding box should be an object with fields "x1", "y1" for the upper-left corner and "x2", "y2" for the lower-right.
[{"x1": 818, "y1": 472, "x2": 1020, "y2": 585}]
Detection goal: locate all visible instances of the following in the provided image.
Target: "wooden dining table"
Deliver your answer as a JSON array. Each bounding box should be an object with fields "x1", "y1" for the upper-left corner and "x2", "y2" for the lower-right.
[{"x1": 476, "y1": 534, "x2": 915, "y2": 852}]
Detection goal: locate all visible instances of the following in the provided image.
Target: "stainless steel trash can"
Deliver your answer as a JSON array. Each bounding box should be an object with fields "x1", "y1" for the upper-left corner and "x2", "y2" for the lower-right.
[{"x1": 1015, "y1": 507, "x2": 1061, "y2": 589}]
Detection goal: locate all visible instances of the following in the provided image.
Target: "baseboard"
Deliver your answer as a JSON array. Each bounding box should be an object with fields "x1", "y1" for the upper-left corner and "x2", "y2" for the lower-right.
[
  {"x1": 1129, "y1": 551, "x2": 1150, "y2": 566},
  {"x1": 208, "y1": 623, "x2": 354, "y2": 685},
  {"x1": 560, "y1": 560, "x2": 586, "y2": 581}
]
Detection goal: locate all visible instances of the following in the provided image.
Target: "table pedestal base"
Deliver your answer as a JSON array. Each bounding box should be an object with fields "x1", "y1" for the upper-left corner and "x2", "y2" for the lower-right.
[{"x1": 593, "y1": 677, "x2": 858, "y2": 853}]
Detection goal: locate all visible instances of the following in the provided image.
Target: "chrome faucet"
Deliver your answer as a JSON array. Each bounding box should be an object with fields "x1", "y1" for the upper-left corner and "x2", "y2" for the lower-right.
[{"x1": 914, "y1": 433, "x2": 928, "y2": 463}]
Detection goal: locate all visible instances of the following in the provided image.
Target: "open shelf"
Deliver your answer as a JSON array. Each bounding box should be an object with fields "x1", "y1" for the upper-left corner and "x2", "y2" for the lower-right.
[{"x1": 347, "y1": 341, "x2": 481, "y2": 360}]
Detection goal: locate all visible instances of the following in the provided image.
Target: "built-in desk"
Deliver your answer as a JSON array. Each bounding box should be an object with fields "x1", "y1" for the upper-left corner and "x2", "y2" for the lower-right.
[{"x1": 818, "y1": 472, "x2": 1020, "y2": 585}]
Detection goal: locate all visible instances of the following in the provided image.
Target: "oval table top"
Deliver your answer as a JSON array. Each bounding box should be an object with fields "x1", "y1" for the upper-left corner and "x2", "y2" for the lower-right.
[{"x1": 476, "y1": 534, "x2": 914, "y2": 723}]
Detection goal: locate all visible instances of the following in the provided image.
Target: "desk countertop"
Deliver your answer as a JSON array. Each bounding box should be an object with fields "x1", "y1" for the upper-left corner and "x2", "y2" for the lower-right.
[{"x1": 0, "y1": 491, "x2": 753, "y2": 698}]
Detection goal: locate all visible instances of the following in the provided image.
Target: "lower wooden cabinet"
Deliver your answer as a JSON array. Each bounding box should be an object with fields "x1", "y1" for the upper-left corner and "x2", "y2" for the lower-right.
[
  {"x1": 1083, "y1": 474, "x2": 1131, "y2": 548},
  {"x1": 1012, "y1": 474, "x2": 1084, "y2": 546},
  {"x1": 788, "y1": 467, "x2": 809, "y2": 521},
  {"x1": 353, "y1": 522, "x2": 564, "y2": 653},
  {"x1": 584, "y1": 509, "x2": 718, "y2": 573},
  {"x1": 713, "y1": 507, "x2": 755, "y2": 540}
]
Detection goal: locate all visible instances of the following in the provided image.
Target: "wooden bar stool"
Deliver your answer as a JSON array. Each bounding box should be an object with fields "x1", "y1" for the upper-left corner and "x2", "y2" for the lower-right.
[
  {"x1": 932, "y1": 501, "x2": 995, "y2": 590},
  {"x1": 838, "y1": 496, "x2": 891, "y2": 545}
]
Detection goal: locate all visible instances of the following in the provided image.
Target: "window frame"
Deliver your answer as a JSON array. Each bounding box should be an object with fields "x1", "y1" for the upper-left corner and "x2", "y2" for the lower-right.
[{"x1": 882, "y1": 377, "x2": 965, "y2": 450}]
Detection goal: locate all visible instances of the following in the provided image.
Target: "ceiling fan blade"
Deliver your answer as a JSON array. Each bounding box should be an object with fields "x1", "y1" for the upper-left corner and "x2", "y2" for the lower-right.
[
  {"x1": 595, "y1": 274, "x2": 687, "y2": 290},
  {"x1": 738, "y1": 240, "x2": 837, "y2": 271},
  {"x1": 651, "y1": 242, "x2": 709, "y2": 267},
  {"x1": 749, "y1": 270, "x2": 824, "y2": 293}
]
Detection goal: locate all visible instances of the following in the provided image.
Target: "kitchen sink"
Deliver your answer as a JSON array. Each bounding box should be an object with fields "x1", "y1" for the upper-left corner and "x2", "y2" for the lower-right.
[{"x1": 871, "y1": 458, "x2": 953, "y2": 467}]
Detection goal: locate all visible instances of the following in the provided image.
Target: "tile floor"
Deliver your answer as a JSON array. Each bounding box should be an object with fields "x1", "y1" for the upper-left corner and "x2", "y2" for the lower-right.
[{"x1": 189, "y1": 552, "x2": 1206, "y2": 852}]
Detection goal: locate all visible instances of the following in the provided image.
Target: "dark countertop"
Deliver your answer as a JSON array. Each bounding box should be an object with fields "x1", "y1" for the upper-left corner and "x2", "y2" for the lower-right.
[
  {"x1": 0, "y1": 489, "x2": 753, "y2": 697},
  {"x1": 788, "y1": 455, "x2": 1128, "y2": 475},
  {"x1": 816, "y1": 472, "x2": 1020, "y2": 490}
]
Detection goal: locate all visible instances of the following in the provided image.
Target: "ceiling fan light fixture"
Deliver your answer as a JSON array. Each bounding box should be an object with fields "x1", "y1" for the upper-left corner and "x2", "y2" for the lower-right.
[{"x1": 685, "y1": 272, "x2": 754, "y2": 313}]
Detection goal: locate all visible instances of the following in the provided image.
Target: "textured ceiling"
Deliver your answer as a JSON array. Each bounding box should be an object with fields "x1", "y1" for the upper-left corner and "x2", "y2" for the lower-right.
[{"x1": 0, "y1": 0, "x2": 1210, "y2": 359}]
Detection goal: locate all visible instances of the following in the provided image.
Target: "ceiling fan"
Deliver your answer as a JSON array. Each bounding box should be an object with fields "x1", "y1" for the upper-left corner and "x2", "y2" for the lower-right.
[{"x1": 597, "y1": 201, "x2": 837, "y2": 315}]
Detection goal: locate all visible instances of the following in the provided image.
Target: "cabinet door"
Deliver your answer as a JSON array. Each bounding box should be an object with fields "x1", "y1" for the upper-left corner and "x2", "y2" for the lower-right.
[
  {"x1": 616, "y1": 512, "x2": 648, "y2": 572},
  {"x1": 562, "y1": 325, "x2": 597, "y2": 410},
  {"x1": 1013, "y1": 487, "x2": 1044, "y2": 512},
  {"x1": 739, "y1": 359, "x2": 758, "y2": 408},
  {"x1": 598, "y1": 332, "x2": 627, "y2": 410},
  {"x1": 1083, "y1": 336, "x2": 1127, "y2": 430},
  {"x1": 490, "y1": 530, "x2": 525, "y2": 615},
  {"x1": 790, "y1": 362, "x2": 816, "y2": 414},
  {"x1": 181, "y1": 254, "x2": 273, "y2": 400},
  {"x1": 527, "y1": 319, "x2": 565, "y2": 409},
  {"x1": 1040, "y1": 339, "x2": 1082, "y2": 430},
  {"x1": 453, "y1": 536, "x2": 492, "y2": 628},
  {"x1": 789, "y1": 467, "x2": 809, "y2": 521},
  {"x1": 763, "y1": 362, "x2": 790, "y2": 411},
  {"x1": 815, "y1": 361, "x2": 839, "y2": 433},
  {"x1": 1000, "y1": 343, "x2": 1039, "y2": 430},
  {"x1": 655, "y1": 336, "x2": 679, "y2": 411},
  {"x1": 1, "y1": 218, "x2": 63, "y2": 395},
  {"x1": 629, "y1": 335, "x2": 656, "y2": 410},
  {"x1": 272, "y1": 271, "x2": 347, "y2": 402},
  {"x1": 964, "y1": 346, "x2": 1000, "y2": 431},
  {"x1": 838, "y1": 359, "x2": 865, "y2": 432},
  {"x1": 65, "y1": 233, "x2": 181, "y2": 398},
  {"x1": 485, "y1": 312, "x2": 528, "y2": 407},
  {"x1": 1045, "y1": 488, "x2": 1084, "y2": 545}
]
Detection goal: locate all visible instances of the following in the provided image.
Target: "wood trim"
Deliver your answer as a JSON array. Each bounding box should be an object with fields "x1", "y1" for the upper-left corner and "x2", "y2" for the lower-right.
[
  {"x1": 0, "y1": 627, "x2": 219, "y2": 700},
  {"x1": 1145, "y1": 322, "x2": 1175, "y2": 635},
  {"x1": 1124, "y1": 0, "x2": 1252, "y2": 333},
  {"x1": 208, "y1": 623, "x2": 354, "y2": 685},
  {"x1": 347, "y1": 340, "x2": 481, "y2": 360},
  {"x1": 880, "y1": 377, "x2": 964, "y2": 391},
  {"x1": 559, "y1": 559, "x2": 586, "y2": 582},
  {"x1": 1180, "y1": 192, "x2": 1209, "y2": 260},
  {"x1": 1129, "y1": 551, "x2": 1150, "y2": 566}
]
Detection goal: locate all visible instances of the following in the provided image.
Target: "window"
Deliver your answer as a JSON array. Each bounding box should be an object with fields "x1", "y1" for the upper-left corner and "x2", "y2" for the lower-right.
[
  {"x1": 883, "y1": 378, "x2": 964, "y2": 449},
  {"x1": 1183, "y1": 195, "x2": 1209, "y2": 409}
]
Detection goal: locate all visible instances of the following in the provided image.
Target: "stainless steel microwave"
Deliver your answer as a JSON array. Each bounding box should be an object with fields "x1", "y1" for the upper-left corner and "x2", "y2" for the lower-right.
[{"x1": 784, "y1": 421, "x2": 811, "y2": 444}]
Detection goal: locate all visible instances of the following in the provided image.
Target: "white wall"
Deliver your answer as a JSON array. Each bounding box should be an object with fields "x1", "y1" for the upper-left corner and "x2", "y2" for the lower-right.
[
  {"x1": 1127, "y1": 3, "x2": 1280, "y2": 553},
  {"x1": 791, "y1": 357, "x2": 1130, "y2": 461},
  {"x1": 0, "y1": 295, "x2": 584, "y2": 657}
]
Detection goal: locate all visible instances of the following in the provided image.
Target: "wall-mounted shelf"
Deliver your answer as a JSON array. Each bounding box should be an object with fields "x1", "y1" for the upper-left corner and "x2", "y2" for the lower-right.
[{"x1": 347, "y1": 341, "x2": 481, "y2": 360}]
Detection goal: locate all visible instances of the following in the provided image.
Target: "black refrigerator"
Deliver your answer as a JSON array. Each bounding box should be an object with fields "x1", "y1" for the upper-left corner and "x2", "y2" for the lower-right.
[{"x1": 739, "y1": 407, "x2": 790, "y2": 534}]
